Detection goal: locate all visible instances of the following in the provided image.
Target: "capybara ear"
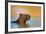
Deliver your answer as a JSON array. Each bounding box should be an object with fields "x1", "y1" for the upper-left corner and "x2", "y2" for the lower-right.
[
  {"x1": 20, "y1": 13, "x2": 22, "y2": 16},
  {"x1": 19, "y1": 13, "x2": 23, "y2": 17}
]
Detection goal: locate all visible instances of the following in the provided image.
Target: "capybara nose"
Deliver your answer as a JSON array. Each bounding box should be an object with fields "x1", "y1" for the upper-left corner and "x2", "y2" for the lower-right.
[{"x1": 26, "y1": 15, "x2": 31, "y2": 20}]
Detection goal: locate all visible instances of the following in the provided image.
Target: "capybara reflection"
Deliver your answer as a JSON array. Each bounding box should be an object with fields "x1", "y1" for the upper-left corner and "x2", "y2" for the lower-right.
[{"x1": 16, "y1": 14, "x2": 31, "y2": 28}]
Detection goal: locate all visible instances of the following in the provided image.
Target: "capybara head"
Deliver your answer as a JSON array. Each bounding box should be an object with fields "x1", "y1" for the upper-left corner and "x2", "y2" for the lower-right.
[
  {"x1": 17, "y1": 13, "x2": 31, "y2": 28},
  {"x1": 19, "y1": 14, "x2": 30, "y2": 20}
]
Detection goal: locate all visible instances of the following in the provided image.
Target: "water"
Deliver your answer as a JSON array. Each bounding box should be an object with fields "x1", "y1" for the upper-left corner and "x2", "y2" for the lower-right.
[{"x1": 11, "y1": 18, "x2": 41, "y2": 29}]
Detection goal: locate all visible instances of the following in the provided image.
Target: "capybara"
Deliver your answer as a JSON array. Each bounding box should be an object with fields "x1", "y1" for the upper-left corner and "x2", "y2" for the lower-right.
[{"x1": 16, "y1": 14, "x2": 31, "y2": 28}]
